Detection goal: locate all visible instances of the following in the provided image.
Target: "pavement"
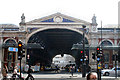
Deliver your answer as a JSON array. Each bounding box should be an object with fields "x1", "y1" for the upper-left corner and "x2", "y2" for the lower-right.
[{"x1": 0, "y1": 72, "x2": 120, "y2": 80}]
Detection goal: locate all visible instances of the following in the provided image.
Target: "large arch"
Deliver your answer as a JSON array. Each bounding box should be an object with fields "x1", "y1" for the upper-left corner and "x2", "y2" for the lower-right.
[
  {"x1": 26, "y1": 27, "x2": 90, "y2": 68},
  {"x1": 26, "y1": 26, "x2": 90, "y2": 44}
]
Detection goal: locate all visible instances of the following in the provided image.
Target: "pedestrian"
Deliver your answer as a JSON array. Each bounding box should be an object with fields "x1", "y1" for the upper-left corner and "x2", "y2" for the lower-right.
[
  {"x1": 24, "y1": 63, "x2": 29, "y2": 73},
  {"x1": 34, "y1": 64, "x2": 39, "y2": 73},
  {"x1": 55, "y1": 65, "x2": 59, "y2": 73},
  {"x1": 86, "y1": 72, "x2": 97, "y2": 80},
  {"x1": 87, "y1": 65, "x2": 91, "y2": 72},
  {"x1": 12, "y1": 66, "x2": 18, "y2": 78},
  {"x1": 4, "y1": 65, "x2": 8, "y2": 73},
  {"x1": 25, "y1": 65, "x2": 34, "y2": 80},
  {"x1": 70, "y1": 65, "x2": 73, "y2": 76},
  {"x1": 2, "y1": 67, "x2": 7, "y2": 80}
]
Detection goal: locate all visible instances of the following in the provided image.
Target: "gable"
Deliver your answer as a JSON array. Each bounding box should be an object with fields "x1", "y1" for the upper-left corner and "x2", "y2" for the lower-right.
[
  {"x1": 26, "y1": 13, "x2": 90, "y2": 25},
  {"x1": 40, "y1": 17, "x2": 75, "y2": 22}
]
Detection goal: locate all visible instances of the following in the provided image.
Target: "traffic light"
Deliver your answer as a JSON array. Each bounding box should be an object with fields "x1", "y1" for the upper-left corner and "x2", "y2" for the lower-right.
[
  {"x1": 96, "y1": 47, "x2": 100, "y2": 55},
  {"x1": 18, "y1": 41, "x2": 22, "y2": 60},
  {"x1": 92, "y1": 52, "x2": 96, "y2": 60},
  {"x1": 18, "y1": 41, "x2": 25, "y2": 60},
  {"x1": 96, "y1": 47, "x2": 103, "y2": 57},
  {"x1": 80, "y1": 50, "x2": 83, "y2": 54},
  {"x1": 80, "y1": 50, "x2": 83, "y2": 62}
]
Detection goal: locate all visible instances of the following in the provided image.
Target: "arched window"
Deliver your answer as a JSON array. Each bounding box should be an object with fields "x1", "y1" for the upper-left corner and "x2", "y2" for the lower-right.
[
  {"x1": 4, "y1": 39, "x2": 17, "y2": 72},
  {"x1": 100, "y1": 40, "x2": 113, "y2": 65},
  {"x1": 101, "y1": 40, "x2": 112, "y2": 46},
  {"x1": 5, "y1": 39, "x2": 16, "y2": 44}
]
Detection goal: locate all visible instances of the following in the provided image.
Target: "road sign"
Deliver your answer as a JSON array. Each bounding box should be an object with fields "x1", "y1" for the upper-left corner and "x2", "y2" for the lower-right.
[
  {"x1": 8, "y1": 47, "x2": 18, "y2": 52},
  {"x1": 98, "y1": 63, "x2": 101, "y2": 69}
]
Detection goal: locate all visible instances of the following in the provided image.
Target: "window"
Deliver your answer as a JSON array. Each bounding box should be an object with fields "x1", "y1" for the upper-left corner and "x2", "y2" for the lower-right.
[{"x1": 104, "y1": 53, "x2": 109, "y2": 62}]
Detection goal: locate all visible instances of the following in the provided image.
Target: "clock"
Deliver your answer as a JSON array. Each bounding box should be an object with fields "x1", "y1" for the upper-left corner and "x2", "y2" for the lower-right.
[
  {"x1": 54, "y1": 16, "x2": 62, "y2": 23},
  {"x1": 92, "y1": 26, "x2": 96, "y2": 31}
]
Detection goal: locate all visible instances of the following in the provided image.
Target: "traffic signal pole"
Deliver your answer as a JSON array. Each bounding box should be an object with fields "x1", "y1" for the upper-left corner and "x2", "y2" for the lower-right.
[
  {"x1": 82, "y1": 25, "x2": 86, "y2": 77},
  {"x1": 20, "y1": 58, "x2": 22, "y2": 79},
  {"x1": 115, "y1": 54, "x2": 117, "y2": 78},
  {"x1": 97, "y1": 21, "x2": 102, "y2": 80},
  {"x1": 97, "y1": 60, "x2": 101, "y2": 80},
  {"x1": 96, "y1": 47, "x2": 102, "y2": 80}
]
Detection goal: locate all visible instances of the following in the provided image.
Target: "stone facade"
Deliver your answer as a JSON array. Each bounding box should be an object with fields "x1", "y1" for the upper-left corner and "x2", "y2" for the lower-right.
[{"x1": 0, "y1": 13, "x2": 119, "y2": 71}]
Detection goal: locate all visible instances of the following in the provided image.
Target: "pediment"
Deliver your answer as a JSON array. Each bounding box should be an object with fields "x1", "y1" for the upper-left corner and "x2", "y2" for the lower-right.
[{"x1": 26, "y1": 12, "x2": 91, "y2": 25}]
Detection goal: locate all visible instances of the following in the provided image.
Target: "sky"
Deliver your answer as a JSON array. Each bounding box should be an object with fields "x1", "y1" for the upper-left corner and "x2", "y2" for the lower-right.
[{"x1": 0, "y1": 0, "x2": 119, "y2": 27}]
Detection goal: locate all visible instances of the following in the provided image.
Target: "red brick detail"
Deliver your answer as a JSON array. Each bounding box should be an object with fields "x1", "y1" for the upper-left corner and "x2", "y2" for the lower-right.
[
  {"x1": 110, "y1": 39, "x2": 114, "y2": 44},
  {"x1": 117, "y1": 39, "x2": 120, "y2": 45},
  {"x1": 3, "y1": 37, "x2": 9, "y2": 41}
]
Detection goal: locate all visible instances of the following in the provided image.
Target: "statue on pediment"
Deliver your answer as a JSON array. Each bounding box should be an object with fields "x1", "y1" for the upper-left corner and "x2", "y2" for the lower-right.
[
  {"x1": 19, "y1": 13, "x2": 26, "y2": 31},
  {"x1": 92, "y1": 14, "x2": 97, "y2": 24},
  {"x1": 21, "y1": 13, "x2": 25, "y2": 23}
]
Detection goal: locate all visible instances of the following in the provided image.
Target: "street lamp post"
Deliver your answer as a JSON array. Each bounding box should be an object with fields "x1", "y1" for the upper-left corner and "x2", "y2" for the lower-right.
[{"x1": 82, "y1": 25, "x2": 86, "y2": 77}]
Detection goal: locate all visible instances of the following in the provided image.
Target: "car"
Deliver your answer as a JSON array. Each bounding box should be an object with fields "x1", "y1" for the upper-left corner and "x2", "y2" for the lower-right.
[{"x1": 101, "y1": 67, "x2": 120, "y2": 76}]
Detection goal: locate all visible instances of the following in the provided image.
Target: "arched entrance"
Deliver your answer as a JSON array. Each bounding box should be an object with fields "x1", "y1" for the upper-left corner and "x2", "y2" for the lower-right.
[
  {"x1": 100, "y1": 40, "x2": 113, "y2": 68},
  {"x1": 3, "y1": 39, "x2": 17, "y2": 72},
  {"x1": 27, "y1": 28, "x2": 89, "y2": 69}
]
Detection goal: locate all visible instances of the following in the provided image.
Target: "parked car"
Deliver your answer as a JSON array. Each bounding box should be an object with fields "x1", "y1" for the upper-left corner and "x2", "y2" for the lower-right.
[{"x1": 101, "y1": 67, "x2": 120, "y2": 76}]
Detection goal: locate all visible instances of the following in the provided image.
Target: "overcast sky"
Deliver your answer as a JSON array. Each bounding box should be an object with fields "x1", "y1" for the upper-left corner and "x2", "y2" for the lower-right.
[{"x1": 0, "y1": 0, "x2": 119, "y2": 27}]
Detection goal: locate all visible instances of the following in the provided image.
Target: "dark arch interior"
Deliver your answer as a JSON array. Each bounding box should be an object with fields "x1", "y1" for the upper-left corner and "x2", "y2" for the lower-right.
[{"x1": 27, "y1": 29, "x2": 89, "y2": 66}]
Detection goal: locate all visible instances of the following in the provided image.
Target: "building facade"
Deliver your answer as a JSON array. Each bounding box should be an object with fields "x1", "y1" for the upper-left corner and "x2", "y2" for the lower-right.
[{"x1": 0, "y1": 13, "x2": 119, "y2": 71}]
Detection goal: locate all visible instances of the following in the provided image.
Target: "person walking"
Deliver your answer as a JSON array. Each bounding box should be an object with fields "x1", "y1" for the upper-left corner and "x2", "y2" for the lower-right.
[
  {"x1": 55, "y1": 65, "x2": 59, "y2": 73},
  {"x1": 70, "y1": 65, "x2": 73, "y2": 76},
  {"x1": 2, "y1": 67, "x2": 7, "y2": 80},
  {"x1": 24, "y1": 63, "x2": 29, "y2": 73},
  {"x1": 12, "y1": 66, "x2": 18, "y2": 78},
  {"x1": 25, "y1": 65, "x2": 34, "y2": 80}
]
